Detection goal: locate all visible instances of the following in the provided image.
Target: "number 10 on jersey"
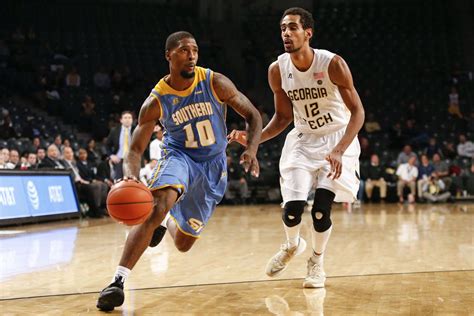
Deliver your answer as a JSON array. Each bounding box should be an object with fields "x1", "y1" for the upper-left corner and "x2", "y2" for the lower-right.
[{"x1": 183, "y1": 119, "x2": 216, "y2": 148}]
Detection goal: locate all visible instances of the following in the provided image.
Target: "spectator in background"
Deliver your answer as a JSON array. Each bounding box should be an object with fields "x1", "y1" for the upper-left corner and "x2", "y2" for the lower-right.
[
  {"x1": 96, "y1": 156, "x2": 114, "y2": 188},
  {"x1": 417, "y1": 154, "x2": 435, "y2": 200},
  {"x1": 364, "y1": 113, "x2": 381, "y2": 134},
  {"x1": 432, "y1": 153, "x2": 452, "y2": 190},
  {"x1": 28, "y1": 136, "x2": 42, "y2": 154},
  {"x1": 65, "y1": 66, "x2": 81, "y2": 87},
  {"x1": 359, "y1": 136, "x2": 373, "y2": 162},
  {"x1": 106, "y1": 111, "x2": 134, "y2": 180},
  {"x1": 149, "y1": 125, "x2": 164, "y2": 161},
  {"x1": 6, "y1": 149, "x2": 20, "y2": 169},
  {"x1": 17, "y1": 152, "x2": 36, "y2": 170},
  {"x1": 424, "y1": 137, "x2": 443, "y2": 159},
  {"x1": 38, "y1": 144, "x2": 67, "y2": 169},
  {"x1": 52, "y1": 134, "x2": 62, "y2": 154},
  {"x1": 76, "y1": 148, "x2": 97, "y2": 178},
  {"x1": 1, "y1": 148, "x2": 9, "y2": 168},
  {"x1": 93, "y1": 66, "x2": 111, "y2": 91},
  {"x1": 76, "y1": 148, "x2": 109, "y2": 213},
  {"x1": 364, "y1": 154, "x2": 387, "y2": 202},
  {"x1": 457, "y1": 134, "x2": 474, "y2": 158},
  {"x1": 25, "y1": 152, "x2": 37, "y2": 169},
  {"x1": 62, "y1": 138, "x2": 71, "y2": 153},
  {"x1": 1, "y1": 148, "x2": 9, "y2": 162},
  {"x1": 396, "y1": 156, "x2": 418, "y2": 203},
  {"x1": 63, "y1": 146, "x2": 103, "y2": 218},
  {"x1": 442, "y1": 141, "x2": 458, "y2": 159},
  {"x1": 224, "y1": 155, "x2": 250, "y2": 204},
  {"x1": 448, "y1": 87, "x2": 462, "y2": 118},
  {"x1": 421, "y1": 178, "x2": 451, "y2": 203},
  {"x1": 139, "y1": 158, "x2": 158, "y2": 185},
  {"x1": 36, "y1": 147, "x2": 46, "y2": 165},
  {"x1": 397, "y1": 145, "x2": 417, "y2": 165},
  {"x1": 86, "y1": 139, "x2": 101, "y2": 166}
]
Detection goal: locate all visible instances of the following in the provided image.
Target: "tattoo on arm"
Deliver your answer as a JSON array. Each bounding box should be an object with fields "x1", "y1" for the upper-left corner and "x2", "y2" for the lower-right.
[{"x1": 213, "y1": 73, "x2": 262, "y2": 151}]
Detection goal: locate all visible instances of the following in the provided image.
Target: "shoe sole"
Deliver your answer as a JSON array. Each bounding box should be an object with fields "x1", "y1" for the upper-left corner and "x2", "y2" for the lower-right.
[
  {"x1": 97, "y1": 287, "x2": 124, "y2": 311},
  {"x1": 303, "y1": 280, "x2": 325, "y2": 288},
  {"x1": 265, "y1": 238, "x2": 307, "y2": 277},
  {"x1": 266, "y1": 263, "x2": 289, "y2": 277}
]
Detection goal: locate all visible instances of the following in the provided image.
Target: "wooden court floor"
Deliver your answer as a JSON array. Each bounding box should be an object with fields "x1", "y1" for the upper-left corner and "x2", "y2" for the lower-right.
[{"x1": 0, "y1": 203, "x2": 472, "y2": 315}]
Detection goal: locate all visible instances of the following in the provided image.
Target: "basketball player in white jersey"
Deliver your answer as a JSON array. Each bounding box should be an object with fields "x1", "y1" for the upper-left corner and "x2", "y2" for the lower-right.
[{"x1": 228, "y1": 7, "x2": 364, "y2": 287}]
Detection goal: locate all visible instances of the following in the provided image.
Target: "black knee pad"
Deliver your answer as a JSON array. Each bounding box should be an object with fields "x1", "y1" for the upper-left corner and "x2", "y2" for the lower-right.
[
  {"x1": 311, "y1": 188, "x2": 335, "y2": 232},
  {"x1": 282, "y1": 200, "x2": 306, "y2": 227}
]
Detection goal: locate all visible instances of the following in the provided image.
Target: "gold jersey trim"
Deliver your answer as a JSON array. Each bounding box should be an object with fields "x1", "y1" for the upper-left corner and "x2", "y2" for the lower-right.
[
  {"x1": 169, "y1": 214, "x2": 201, "y2": 238},
  {"x1": 152, "y1": 66, "x2": 207, "y2": 98}
]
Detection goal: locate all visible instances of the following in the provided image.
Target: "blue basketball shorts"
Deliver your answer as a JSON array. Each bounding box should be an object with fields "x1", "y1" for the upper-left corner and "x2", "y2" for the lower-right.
[{"x1": 147, "y1": 149, "x2": 227, "y2": 237}]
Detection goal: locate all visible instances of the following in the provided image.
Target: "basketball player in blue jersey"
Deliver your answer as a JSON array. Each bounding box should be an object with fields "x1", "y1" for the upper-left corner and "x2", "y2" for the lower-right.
[
  {"x1": 229, "y1": 7, "x2": 364, "y2": 288},
  {"x1": 97, "y1": 31, "x2": 262, "y2": 312}
]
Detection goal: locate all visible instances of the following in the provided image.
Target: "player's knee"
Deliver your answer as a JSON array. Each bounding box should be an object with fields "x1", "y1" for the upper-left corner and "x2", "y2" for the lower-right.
[
  {"x1": 282, "y1": 200, "x2": 306, "y2": 227},
  {"x1": 146, "y1": 203, "x2": 168, "y2": 228},
  {"x1": 311, "y1": 189, "x2": 335, "y2": 232},
  {"x1": 175, "y1": 238, "x2": 195, "y2": 252}
]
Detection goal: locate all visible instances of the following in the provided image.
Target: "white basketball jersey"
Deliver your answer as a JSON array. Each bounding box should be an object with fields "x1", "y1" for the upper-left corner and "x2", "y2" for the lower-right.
[{"x1": 278, "y1": 49, "x2": 350, "y2": 135}]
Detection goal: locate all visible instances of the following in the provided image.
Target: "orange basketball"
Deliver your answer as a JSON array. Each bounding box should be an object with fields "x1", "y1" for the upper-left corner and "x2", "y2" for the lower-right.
[{"x1": 106, "y1": 180, "x2": 154, "y2": 226}]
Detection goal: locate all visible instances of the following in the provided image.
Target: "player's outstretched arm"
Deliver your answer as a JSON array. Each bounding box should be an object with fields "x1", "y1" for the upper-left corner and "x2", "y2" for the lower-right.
[
  {"x1": 326, "y1": 55, "x2": 365, "y2": 179},
  {"x1": 123, "y1": 96, "x2": 161, "y2": 179},
  {"x1": 226, "y1": 62, "x2": 293, "y2": 146},
  {"x1": 213, "y1": 72, "x2": 262, "y2": 153},
  {"x1": 213, "y1": 72, "x2": 262, "y2": 177}
]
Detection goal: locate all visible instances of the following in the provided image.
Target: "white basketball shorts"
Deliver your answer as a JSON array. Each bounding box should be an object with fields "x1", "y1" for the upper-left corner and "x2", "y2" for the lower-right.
[{"x1": 279, "y1": 127, "x2": 360, "y2": 204}]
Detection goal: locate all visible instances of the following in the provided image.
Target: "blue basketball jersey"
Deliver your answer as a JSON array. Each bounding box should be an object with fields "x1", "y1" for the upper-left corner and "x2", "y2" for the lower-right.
[{"x1": 150, "y1": 67, "x2": 227, "y2": 162}]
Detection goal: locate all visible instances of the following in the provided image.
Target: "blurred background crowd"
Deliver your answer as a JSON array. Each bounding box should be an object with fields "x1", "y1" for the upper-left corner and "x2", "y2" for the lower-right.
[{"x1": 0, "y1": 0, "x2": 472, "y2": 217}]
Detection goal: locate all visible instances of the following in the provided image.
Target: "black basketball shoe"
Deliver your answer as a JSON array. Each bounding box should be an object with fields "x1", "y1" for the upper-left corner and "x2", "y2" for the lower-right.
[
  {"x1": 97, "y1": 276, "x2": 125, "y2": 312},
  {"x1": 149, "y1": 225, "x2": 167, "y2": 247}
]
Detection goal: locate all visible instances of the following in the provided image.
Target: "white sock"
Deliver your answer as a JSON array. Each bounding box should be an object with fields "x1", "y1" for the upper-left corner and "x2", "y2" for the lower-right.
[
  {"x1": 161, "y1": 212, "x2": 171, "y2": 228},
  {"x1": 112, "y1": 266, "x2": 131, "y2": 283},
  {"x1": 311, "y1": 252, "x2": 324, "y2": 264},
  {"x1": 311, "y1": 225, "x2": 332, "y2": 256},
  {"x1": 284, "y1": 222, "x2": 302, "y2": 248}
]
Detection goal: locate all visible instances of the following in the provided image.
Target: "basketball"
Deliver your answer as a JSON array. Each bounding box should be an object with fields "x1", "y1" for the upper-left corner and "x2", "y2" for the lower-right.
[{"x1": 106, "y1": 180, "x2": 154, "y2": 226}]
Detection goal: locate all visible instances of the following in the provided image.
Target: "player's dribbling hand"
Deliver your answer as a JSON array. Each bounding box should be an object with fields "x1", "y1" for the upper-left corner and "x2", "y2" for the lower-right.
[
  {"x1": 240, "y1": 149, "x2": 259, "y2": 178},
  {"x1": 227, "y1": 130, "x2": 248, "y2": 147},
  {"x1": 325, "y1": 149, "x2": 343, "y2": 180},
  {"x1": 114, "y1": 176, "x2": 139, "y2": 184}
]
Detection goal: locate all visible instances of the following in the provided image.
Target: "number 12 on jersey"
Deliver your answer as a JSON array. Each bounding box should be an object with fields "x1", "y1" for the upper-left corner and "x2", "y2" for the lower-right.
[{"x1": 183, "y1": 119, "x2": 216, "y2": 148}]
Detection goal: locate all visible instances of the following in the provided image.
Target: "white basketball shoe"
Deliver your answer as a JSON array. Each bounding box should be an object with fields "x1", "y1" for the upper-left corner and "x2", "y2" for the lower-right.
[
  {"x1": 303, "y1": 257, "x2": 326, "y2": 288},
  {"x1": 265, "y1": 237, "x2": 307, "y2": 277}
]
